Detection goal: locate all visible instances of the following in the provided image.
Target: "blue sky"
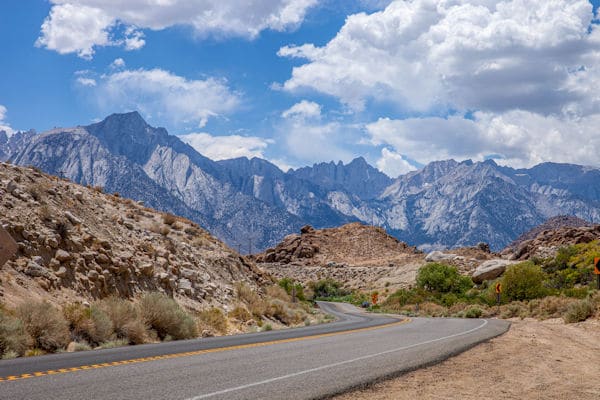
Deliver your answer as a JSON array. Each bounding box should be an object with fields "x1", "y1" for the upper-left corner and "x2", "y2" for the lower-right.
[{"x1": 1, "y1": 1, "x2": 600, "y2": 176}]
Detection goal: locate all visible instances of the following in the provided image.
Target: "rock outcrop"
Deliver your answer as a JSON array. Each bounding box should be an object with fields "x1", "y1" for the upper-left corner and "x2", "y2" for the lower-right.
[{"x1": 0, "y1": 162, "x2": 270, "y2": 310}]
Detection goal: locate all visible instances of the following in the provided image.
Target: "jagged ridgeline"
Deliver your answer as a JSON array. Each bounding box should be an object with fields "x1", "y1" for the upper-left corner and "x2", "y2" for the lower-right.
[{"x1": 3, "y1": 112, "x2": 600, "y2": 252}]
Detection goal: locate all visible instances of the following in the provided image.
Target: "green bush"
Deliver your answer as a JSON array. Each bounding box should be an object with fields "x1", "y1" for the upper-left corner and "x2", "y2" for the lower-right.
[
  {"x1": 502, "y1": 262, "x2": 548, "y2": 301},
  {"x1": 383, "y1": 288, "x2": 424, "y2": 310},
  {"x1": 278, "y1": 278, "x2": 306, "y2": 301},
  {"x1": 563, "y1": 299, "x2": 594, "y2": 323},
  {"x1": 310, "y1": 279, "x2": 346, "y2": 299},
  {"x1": 0, "y1": 309, "x2": 30, "y2": 357},
  {"x1": 416, "y1": 263, "x2": 472, "y2": 294},
  {"x1": 16, "y1": 302, "x2": 70, "y2": 352},
  {"x1": 464, "y1": 307, "x2": 484, "y2": 318},
  {"x1": 139, "y1": 293, "x2": 197, "y2": 340}
]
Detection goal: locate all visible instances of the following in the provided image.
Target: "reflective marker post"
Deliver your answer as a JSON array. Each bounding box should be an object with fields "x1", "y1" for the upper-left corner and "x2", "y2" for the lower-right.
[
  {"x1": 495, "y1": 283, "x2": 502, "y2": 307},
  {"x1": 594, "y1": 258, "x2": 600, "y2": 290}
]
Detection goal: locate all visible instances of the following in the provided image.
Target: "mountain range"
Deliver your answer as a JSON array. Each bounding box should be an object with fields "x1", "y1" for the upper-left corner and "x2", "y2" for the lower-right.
[{"x1": 2, "y1": 111, "x2": 600, "y2": 252}]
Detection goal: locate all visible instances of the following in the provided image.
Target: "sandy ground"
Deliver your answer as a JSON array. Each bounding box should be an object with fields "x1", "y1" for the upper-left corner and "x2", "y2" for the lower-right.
[{"x1": 334, "y1": 318, "x2": 600, "y2": 400}]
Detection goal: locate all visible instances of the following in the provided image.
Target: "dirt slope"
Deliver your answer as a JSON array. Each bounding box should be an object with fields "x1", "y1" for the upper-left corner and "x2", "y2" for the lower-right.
[
  {"x1": 0, "y1": 162, "x2": 270, "y2": 311},
  {"x1": 334, "y1": 318, "x2": 600, "y2": 400}
]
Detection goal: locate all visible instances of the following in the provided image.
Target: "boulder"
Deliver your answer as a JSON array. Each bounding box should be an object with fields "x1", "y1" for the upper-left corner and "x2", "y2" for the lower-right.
[
  {"x1": 55, "y1": 249, "x2": 72, "y2": 262},
  {"x1": 472, "y1": 259, "x2": 518, "y2": 284},
  {"x1": 25, "y1": 261, "x2": 51, "y2": 278},
  {"x1": 425, "y1": 251, "x2": 458, "y2": 262},
  {"x1": 55, "y1": 267, "x2": 68, "y2": 278}
]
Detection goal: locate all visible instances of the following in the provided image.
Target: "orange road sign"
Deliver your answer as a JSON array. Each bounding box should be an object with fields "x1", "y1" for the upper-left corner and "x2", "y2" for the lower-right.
[
  {"x1": 594, "y1": 258, "x2": 600, "y2": 275},
  {"x1": 495, "y1": 283, "x2": 502, "y2": 294},
  {"x1": 371, "y1": 292, "x2": 378, "y2": 305}
]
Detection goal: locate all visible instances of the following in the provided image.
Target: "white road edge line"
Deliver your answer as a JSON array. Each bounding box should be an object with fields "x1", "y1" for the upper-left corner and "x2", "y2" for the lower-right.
[{"x1": 187, "y1": 319, "x2": 489, "y2": 400}]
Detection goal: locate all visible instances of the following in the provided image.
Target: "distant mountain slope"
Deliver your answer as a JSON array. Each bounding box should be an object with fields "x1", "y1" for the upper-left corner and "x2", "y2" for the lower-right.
[{"x1": 3, "y1": 112, "x2": 600, "y2": 252}]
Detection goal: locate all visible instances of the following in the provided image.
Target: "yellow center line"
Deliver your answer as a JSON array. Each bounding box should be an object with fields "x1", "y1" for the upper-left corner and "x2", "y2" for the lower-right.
[{"x1": 0, "y1": 318, "x2": 410, "y2": 383}]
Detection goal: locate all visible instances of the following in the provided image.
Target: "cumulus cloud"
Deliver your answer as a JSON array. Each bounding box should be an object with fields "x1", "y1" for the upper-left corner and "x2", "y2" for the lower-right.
[
  {"x1": 110, "y1": 57, "x2": 125, "y2": 69},
  {"x1": 376, "y1": 148, "x2": 417, "y2": 178},
  {"x1": 281, "y1": 100, "x2": 321, "y2": 119},
  {"x1": 38, "y1": 0, "x2": 317, "y2": 58},
  {"x1": 179, "y1": 132, "x2": 272, "y2": 160},
  {"x1": 279, "y1": 0, "x2": 600, "y2": 115},
  {"x1": 367, "y1": 111, "x2": 600, "y2": 168},
  {"x1": 76, "y1": 77, "x2": 97, "y2": 86},
  {"x1": 77, "y1": 68, "x2": 240, "y2": 128},
  {"x1": 0, "y1": 105, "x2": 14, "y2": 136}
]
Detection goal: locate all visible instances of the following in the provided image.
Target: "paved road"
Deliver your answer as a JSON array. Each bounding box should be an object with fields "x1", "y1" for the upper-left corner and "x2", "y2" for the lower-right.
[{"x1": 0, "y1": 302, "x2": 509, "y2": 400}]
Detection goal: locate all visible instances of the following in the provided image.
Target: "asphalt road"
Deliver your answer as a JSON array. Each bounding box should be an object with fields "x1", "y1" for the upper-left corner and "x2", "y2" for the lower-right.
[{"x1": 0, "y1": 302, "x2": 509, "y2": 400}]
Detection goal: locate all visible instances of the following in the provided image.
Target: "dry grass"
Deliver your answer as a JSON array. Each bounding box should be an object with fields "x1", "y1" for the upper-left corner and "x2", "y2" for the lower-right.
[
  {"x1": 162, "y1": 213, "x2": 177, "y2": 226},
  {"x1": 16, "y1": 302, "x2": 70, "y2": 352},
  {"x1": 228, "y1": 305, "x2": 252, "y2": 322},
  {"x1": 197, "y1": 308, "x2": 228, "y2": 335}
]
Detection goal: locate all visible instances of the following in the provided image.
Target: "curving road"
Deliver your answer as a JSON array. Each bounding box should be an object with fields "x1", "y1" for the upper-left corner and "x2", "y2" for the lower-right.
[{"x1": 0, "y1": 302, "x2": 509, "y2": 400}]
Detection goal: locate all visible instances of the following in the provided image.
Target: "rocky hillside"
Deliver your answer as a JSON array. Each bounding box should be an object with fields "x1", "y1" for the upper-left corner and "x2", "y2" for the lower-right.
[
  {"x1": 255, "y1": 223, "x2": 424, "y2": 291},
  {"x1": 501, "y1": 224, "x2": 600, "y2": 261},
  {"x1": 0, "y1": 161, "x2": 270, "y2": 311},
  {"x1": 504, "y1": 215, "x2": 593, "y2": 252}
]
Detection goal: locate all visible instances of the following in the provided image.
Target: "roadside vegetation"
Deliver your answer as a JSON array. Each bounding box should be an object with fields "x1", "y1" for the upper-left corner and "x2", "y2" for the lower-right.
[
  {"x1": 312, "y1": 242, "x2": 600, "y2": 323},
  {"x1": 0, "y1": 283, "x2": 324, "y2": 360}
]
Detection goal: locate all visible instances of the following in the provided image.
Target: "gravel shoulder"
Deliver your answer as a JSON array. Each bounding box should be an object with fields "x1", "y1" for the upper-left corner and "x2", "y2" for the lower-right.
[{"x1": 333, "y1": 318, "x2": 600, "y2": 400}]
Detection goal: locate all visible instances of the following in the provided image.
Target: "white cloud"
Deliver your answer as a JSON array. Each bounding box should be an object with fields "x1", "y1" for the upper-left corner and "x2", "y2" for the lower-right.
[
  {"x1": 38, "y1": 0, "x2": 317, "y2": 58},
  {"x1": 279, "y1": 0, "x2": 600, "y2": 114},
  {"x1": 0, "y1": 105, "x2": 14, "y2": 136},
  {"x1": 110, "y1": 57, "x2": 125, "y2": 69},
  {"x1": 77, "y1": 68, "x2": 240, "y2": 128},
  {"x1": 367, "y1": 110, "x2": 600, "y2": 168},
  {"x1": 376, "y1": 148, "x2": 417, "y2": 178},
  {"x1": 76, "y1": 77, "x2": 97, "y2": 86},
  {"x1": 36, "y1": 3, "x2": 114, "y2": 59},
  {"x1": 281, "y1": 100, "x2": 321, "y2": 119},
  {"x1": 179, "y1": 132, "x2": 272, "y2": 160}
]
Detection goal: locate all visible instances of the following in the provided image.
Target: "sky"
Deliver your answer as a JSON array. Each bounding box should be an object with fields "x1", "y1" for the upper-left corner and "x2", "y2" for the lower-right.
[{"x1": 0, "y1": 0, "x2": 599, "y2": 177}]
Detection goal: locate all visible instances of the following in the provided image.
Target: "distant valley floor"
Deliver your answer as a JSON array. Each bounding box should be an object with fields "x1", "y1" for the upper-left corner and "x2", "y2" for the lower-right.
[{"x1": 333, "y1": 318, "x2": 600, "y2": 400}]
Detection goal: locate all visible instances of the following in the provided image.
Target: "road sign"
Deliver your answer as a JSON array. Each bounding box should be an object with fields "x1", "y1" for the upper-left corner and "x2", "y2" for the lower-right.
[
  {"x1": 371, "y1": 292, "x2": 378, "y2": 305},
  {"x1": 0, "y1": 226, "x2": 17, "y2": 267},
  {"x1": 594, "y1": 258, "x2": 600, "y2": 275},
  {"x1": 495, "y1": 283, "x2": 502, "y2": 294}
]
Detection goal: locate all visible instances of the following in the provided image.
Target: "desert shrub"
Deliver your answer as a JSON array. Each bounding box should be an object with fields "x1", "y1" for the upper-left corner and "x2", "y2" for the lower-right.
[
  {"x1": 229, "y1": 305, "x2": 252, "y2": 322},
  {"x1": 16, "y1": 302, "x2": 70, "y2": 352},
  {"x1": 266, "y1": 285, "x2": 291, "y2": 302},
  {"x1": 563, "y1": 299, "x2": 594, "y2": 323},
  {"x1": 235, "y1": 282, "x2": 267, "y2": 317},
  {"x1": 563, "y1": 286, "x2": 591, "y2": 299},
  {"x1": 96, "y1": 297, "x2": 147, "y2": 345},
  {"x1": 0, "y1": 309, "x2": 30, "y2": 357},
  {"x1": 266, "y1": 299, "x2": 305, "y2": 325},
  {"x1": 498, "y1": 301, "x2": 528, "y2": 319},
  {"x1": 139, "y1": 293, "x2": 197, "y2": 340},
  {"x1": 97, "y1": 339, "x2": 129, "y2": 349},
  {"x1": 529, "y1": 296, "x2": 574, "y2": 319},
  {"x1": 416, "y1": 263, "x2": 472, "y2": 294},
  {"x1": 382, "y1": 288, "x2": 424, "y2": 310},
  {"x1": 464, "y1": 307, "x2": 483, "y2": 318},
  {"x1": 38, "y1": 205, "x2": 52, "y2": 221},
  {"x1": 197, "y1": 308, "x2": 228, "y2": 335},
  {"x1": 418, "y1": 302, "x2": 448, "y2": 317},
  {"x1": 263, "y1": 324, "x2": 273, "y2": 331},
  {"x1": 502, "y1": 262, "x2": 548, "y2": 301},
  {"x1": 162, "y1": 213, "x2": 177, "y2": 225},
  {"x1": 70, "y1": 341, "x2": 92, "y2": 352},
  {"x1": 63, "y1": 303, "x2": 114, "y2": 346}
]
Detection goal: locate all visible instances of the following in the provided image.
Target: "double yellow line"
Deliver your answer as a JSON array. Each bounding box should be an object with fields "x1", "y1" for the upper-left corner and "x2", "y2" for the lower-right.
[{"x1": 0, "y1": 318, "x2": 409, "y2": 383}]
